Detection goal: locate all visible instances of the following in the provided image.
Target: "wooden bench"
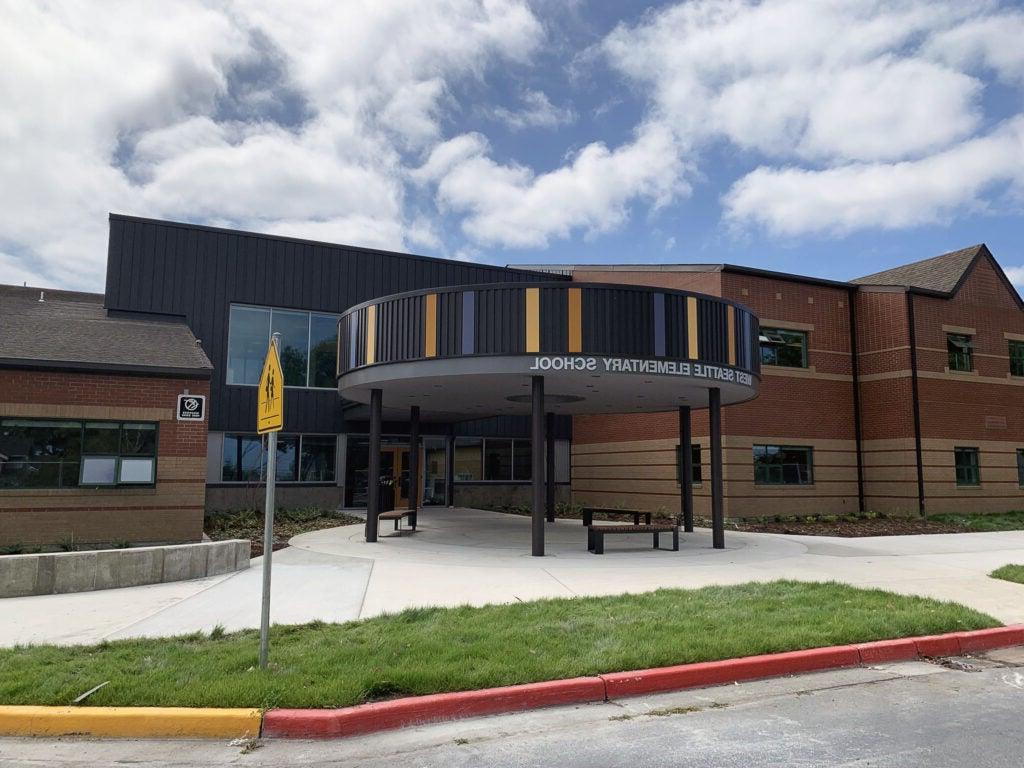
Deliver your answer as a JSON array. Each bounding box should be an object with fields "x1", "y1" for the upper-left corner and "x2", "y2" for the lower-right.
[
  {"x1": 378, "y1": 509, "x2": 417, "y2": 532},
  {"x1": 581, "y1": 508, "x2": 652, "y2": 527},
  {"x1": 587, "y1": 524, "x2": 678, "y2": 554}
]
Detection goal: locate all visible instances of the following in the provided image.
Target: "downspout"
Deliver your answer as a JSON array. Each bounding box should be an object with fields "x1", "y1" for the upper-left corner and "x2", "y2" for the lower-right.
[
  {"x1": 847, "y1": 287, "x2": 865, "y2": 512},
  {"x1": 906, "y1": 292, "x2": 926, "y2": 516}
]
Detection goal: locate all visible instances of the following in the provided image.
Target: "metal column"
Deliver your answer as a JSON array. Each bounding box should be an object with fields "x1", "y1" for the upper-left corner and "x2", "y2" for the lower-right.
[
  {"x1": 364, "y1": 388, "x2": 382, "y2": 543},
  {"x1": 532, "y1": 376, "x2": 545, "y2": 556},
  {"x1": 445, "y1": 428, "x2": 455, "y2": 507},
  {"x1": 709, "y1": 387, "x2": 725, "y2": 549},
  {"x1": 545, "y1": 412, "x2": 556, "y2": 523},
  {"x1": 408, "y1": 405, "x2": 420, "y2": 529},
  {"x1": 679, "y1": 405, "x2": 694, "y2": 533}
]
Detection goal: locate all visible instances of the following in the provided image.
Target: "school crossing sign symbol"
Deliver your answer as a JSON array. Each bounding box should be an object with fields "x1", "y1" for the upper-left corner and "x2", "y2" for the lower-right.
[{"x1": 257, "y1": 340, "x2": 284, "y2": 434}]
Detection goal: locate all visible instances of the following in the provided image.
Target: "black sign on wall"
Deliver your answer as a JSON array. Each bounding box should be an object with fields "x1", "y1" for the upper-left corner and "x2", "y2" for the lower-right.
[{"x1": 177, "y1": 394, "x2": 206, "y2": 422}]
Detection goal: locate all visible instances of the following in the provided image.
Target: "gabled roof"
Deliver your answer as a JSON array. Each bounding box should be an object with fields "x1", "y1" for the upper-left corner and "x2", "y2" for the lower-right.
[
  {"x1": 851, "y1": 245, "x2": 985, "y2": 293},
  {"x1": 0, "y1": 284, "x2": 213, "y2": 376}
]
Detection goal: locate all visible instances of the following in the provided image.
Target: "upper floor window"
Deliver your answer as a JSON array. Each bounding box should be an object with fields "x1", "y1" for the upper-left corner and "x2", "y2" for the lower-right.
[
  {"x1": 759, "y1": 328, "x2": 808, "y2": 368},
  {"x1": 227, "y1": 305, "x2": 340, "y2": 389},
  {"x1": 1009, "y1": 341, "x2": 1024, "y2": 377},
  {"x1": 753, "y1": 444, "x2": 814, "y2": 485},
  {"x1": 0, "y1": 418, "x2": 157, "y2": 489},
  {"x1": 947, "y1": 333, "x2": 973, "y2": 372},
  {"x1": 954, "y1": 447, "x2": 980, "y2": 487}
]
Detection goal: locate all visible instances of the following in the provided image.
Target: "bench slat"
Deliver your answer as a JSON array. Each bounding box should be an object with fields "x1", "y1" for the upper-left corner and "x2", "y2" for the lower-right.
[{"x1": 588, "y1": 524, "x2": 676, "y2": 533}]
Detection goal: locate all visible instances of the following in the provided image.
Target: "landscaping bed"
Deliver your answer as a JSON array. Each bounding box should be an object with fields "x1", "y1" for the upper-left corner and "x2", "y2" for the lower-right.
[
  {"x1": 722, "y1": 510, "x2": 1024, "y2": 537},
  {"x1": 0, "y1": 581, "x2": 997, "y2": 709},
  {"x1": 204, "y1": 507, "x2": 362, "y2": 557}
]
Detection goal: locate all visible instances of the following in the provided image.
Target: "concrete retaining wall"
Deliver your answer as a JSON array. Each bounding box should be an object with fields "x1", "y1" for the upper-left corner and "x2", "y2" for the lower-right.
[{"x1": 0, "y1": 539, "x2": 250, "y2": 598}]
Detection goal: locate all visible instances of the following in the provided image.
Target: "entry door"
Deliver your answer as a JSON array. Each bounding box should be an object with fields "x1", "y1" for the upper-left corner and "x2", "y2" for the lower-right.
[{"x1": 381, "y1": 448, "x2": 410, "y2": 507}]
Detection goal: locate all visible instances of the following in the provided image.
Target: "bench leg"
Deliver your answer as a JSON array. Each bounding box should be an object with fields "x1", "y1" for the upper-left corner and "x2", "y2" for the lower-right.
[
  {"x1": 411, "y1": 511, "x2": 417, "y2": 530},
  {"x1": 653, "y1": 532, "x2": 660, "y2": 549},
  {"x1": 645, "y1": 513, "x2": 652, "y2": 525},
  {"x1": 587, "y1": 528, "x2": 594, "y2": 551},
  {"x1": 672, "y1": 527, "x2": 679, "y2": 551},
  {"x1": 394, "y1": 519, "x2": 400, "y2": 532},
  {"x1": 593, "y1": 533, "x2": 604, "y2": 554}
]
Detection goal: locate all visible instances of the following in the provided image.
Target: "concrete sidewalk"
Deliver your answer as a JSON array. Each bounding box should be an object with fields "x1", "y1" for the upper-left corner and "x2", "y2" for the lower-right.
[{"x1": 4, "y1": 507, "x2": 1024, "y2": 647}]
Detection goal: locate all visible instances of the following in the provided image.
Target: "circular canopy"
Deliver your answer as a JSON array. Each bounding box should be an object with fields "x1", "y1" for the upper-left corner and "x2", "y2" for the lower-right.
[{"x1": 337, "y1": 282, "x2": 760, "y2": 421}]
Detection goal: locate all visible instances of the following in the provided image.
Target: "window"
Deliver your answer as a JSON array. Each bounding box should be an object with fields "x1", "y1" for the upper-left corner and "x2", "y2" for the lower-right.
[
  {"x1": 759, "y1": 328, "x2": 808, "y2": 368},
  {"x1": 947, "y1": 333, "x2": 973, "y2": 372},
  {"x1": 452, "y1": 437, "x2": 534, "y2": 481},
  {"x1": 1017, "y1": 449, "x2": 1024, "y2": 488},
  {"x1": 512, "y1": 439, "x2": 532, "y2": 481},
  {"x1": 226, "y1": 305, "x2": 340, "y2": 388},
  {"x1": 221, "y1": 434, "x2": 335, "y2": 482},
  {"x1": 954, "y1": 447, "x2": 980, "y2": 487},
  {"x1": 453, "y1": 438, "x2": 483, "y2": 481},
  {"x1": 0, "y1": 419, "x2": 156, "y2": 489},
  {"x1": 675, "y1": 444, "x2": 702, "y2": 485},
  {"x1": 753, "y1": 445, "x2": 814, "y2": 485},
  {"x1": 484, "y1": 439, "x2": 513, "y2": 481},
  {"x1": 1010, "y1": 341, "x2": 1024, "y2": 377}
]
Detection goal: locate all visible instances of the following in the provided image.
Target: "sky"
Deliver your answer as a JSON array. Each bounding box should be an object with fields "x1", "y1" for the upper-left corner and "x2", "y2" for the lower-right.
[{"x1": 2, "y1": 0, "x2": 1024, "y2": 292}]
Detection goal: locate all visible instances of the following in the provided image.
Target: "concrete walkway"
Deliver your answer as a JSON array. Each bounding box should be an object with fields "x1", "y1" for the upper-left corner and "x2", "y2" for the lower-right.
[{"x1": 4, "y1": 507, "x2": 1024, "y2": 647}]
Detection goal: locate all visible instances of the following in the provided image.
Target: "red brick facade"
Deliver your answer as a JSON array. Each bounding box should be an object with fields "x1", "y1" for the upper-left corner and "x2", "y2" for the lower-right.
[
  {"x1": 571, "y1": 254, "x2": 1024, "y2": 518},
  {"x1": 0, "y1": 370, "x2": 209, "y2": 546}
]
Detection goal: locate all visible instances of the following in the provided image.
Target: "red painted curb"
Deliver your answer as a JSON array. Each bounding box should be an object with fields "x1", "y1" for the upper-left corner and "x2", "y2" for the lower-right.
[
  {"x1": 262, "y1": 626, "x2": 1024, "y2": 739},
  {"x1": 955, "y1": 625, "x2": 1024, "y2": 653},
  {"x1": 600, "y1": 645, "x2": 861, "y2": 698},
  {"x1": 262, "y1": 677, "x2": 606, "y2": 739}
]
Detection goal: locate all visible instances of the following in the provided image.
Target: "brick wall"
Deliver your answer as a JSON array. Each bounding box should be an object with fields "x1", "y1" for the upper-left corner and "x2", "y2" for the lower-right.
[{"x1": 0, "y1": 369, "x2": 210, "y2": 547}]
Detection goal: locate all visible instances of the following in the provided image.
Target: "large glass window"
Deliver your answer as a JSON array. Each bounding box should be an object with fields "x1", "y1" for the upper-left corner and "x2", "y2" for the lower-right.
[
  {"x1": 222, "y1": 433, "x2": 335, "y2": 483},
  {"x1": 453, "y1": 438, "x2": 483, "y2": 481},
  {"x1": 1010, "y1": 341, "x2": 1024, "y2": 377},
  {"x1": 0, "y1": 419, "x2": 156, "y2": 489},
  {"x1": 759, "y1": 328, "x2": 808, "y2": 368},
  {"x1": 512, "y1": 439, "x2": 532, "y2": 481},
  {"x1": 954, "y1": 447, "x2": 980, "y2": 487},
  {"x1": 484, "y1": 439, "x2": 513, "y2": 481},
  {"x1": 227, "y1": 305, "x2": 339, "y2": 388},
  {"x1": 754, "y1": 445, "x2": 814, "y2": 485},
  {"x1": 676, "y1": 444, "x2": 702, "y2": 485},
  {"x1": 947, "y1": 333, "x2": 973, "y2": 372}
]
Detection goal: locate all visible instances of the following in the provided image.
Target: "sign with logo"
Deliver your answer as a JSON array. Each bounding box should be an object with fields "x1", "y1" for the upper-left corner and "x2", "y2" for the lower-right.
[
  {"x1": 528, "y1": 355, "x2": 754, "y2": 386},
  {"x1": 176, "y1": 394, "x2": 206, "y2": 421},
  {"x1": 257, "y1": 340, "x2": 284, "y2": 434}
]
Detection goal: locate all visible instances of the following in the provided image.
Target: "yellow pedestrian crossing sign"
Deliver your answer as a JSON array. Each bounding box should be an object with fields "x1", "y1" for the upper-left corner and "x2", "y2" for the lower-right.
[{"x1": 257, "y1": 340, "x2": 284, "y2": 434}]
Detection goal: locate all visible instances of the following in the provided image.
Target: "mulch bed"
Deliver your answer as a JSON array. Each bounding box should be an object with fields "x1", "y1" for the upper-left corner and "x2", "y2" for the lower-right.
[
  {"x1": 205, "y1": 511, "x2": 363, "y2": 557},
  {"x1": 722, "y1": 517, "x2": 965, "y2": 537}
]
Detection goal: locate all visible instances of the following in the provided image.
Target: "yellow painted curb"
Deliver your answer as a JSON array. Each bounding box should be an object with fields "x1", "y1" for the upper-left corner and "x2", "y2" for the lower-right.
[{"x1": 0, "y1": 706, "x2": 262, "y2": 739}]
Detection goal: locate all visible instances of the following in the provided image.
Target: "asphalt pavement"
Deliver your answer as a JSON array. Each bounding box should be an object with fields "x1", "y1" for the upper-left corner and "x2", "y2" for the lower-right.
[{"x1": 2, "y1": 647, "x2": 1023, "y2": 767}]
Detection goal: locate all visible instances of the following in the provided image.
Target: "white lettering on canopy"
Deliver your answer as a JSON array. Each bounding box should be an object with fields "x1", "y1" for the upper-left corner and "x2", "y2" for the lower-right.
[{"x1": 528, "y1": 356, "x2": 753, "y2": 386}]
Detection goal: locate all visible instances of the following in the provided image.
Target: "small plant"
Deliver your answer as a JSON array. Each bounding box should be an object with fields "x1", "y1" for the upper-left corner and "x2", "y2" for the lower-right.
[
  {"x1": 209, "y1": 624, "x2": 226, "y2": 640},
  {"x1": 57, "y1": 535, "x2": 77, "y2": 552},
  {"x1": 111, "y1": 539, "x2": 130, "y2": 549},
  {"x1": 0, "y1": 543, "x2": 25, "y2": 556}
]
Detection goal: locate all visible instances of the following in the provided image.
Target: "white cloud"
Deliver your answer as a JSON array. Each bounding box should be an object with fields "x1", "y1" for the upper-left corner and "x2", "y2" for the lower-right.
[
  {"x1": 434, "y1": 122, "x2": 688, "y2": 247},
  {"x1": 1005, "y1": 265, "x2": 1024, "y2": 288},
  {"x1": 723, "y1": 116, "x2": 1024, "y2": 236},
  {"x1": 491, "y1": 90, "x2": 575, "y2": 130}
]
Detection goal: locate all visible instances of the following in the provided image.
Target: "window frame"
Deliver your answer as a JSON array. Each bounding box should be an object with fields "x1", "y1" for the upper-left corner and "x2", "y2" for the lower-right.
[
  {"x1": 220, "y1": 433, "x2": 337, "y2": 484},
  {"x1": 675, "y1": 443, "x2": 702, "y2": 486},
  {"x1": 1017, "y1": 449, "x2": 1024, "y2": 489},
  {"x1": 0, "y1": 417, "x2": 158, "y2": 490},
  {"x1": 759, "y1": 327, "x2": 809, "y2": 369},
  {"x1": 1009, "y1": 341, "x2": 1024, "y2": 378},
  {"x1": 947, "y1": 333, "x2": 973, "y2": 373},
  {"x1": 753, "y1": 444, "x2": 815, "y2": 486},
  {"x1": 953, "y1": 446, "x2": 981, "y2": 487},
  {"x1": 226, "y1": 303, "x2": 341, "y2": 390}
]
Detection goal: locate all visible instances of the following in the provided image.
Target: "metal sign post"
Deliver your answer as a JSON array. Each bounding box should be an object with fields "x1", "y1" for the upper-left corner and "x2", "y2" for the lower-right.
[{"x1": 257, "y1": 333, "x2": 284, "y2": 669}]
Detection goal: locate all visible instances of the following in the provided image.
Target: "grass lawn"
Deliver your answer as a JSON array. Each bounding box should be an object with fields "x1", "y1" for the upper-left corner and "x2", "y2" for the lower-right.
[
  {"x1": 928, "y1": 510, "x2": 1024, "y2": 532},
  {"x1": 990, "y1": 564, "x2": 1024, "y2": 584},
  {"x1": 0, "y1": 581, "x2": 997, "y2": 710}
]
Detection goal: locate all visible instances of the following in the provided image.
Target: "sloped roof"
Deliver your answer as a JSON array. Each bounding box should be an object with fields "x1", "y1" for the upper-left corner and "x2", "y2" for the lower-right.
[
  {"x1": 0, "y1": 284, "x2": 212, "y2": 376},
  {"x1": 851, "y1": 245, "x2": 984, "y2": 293}
]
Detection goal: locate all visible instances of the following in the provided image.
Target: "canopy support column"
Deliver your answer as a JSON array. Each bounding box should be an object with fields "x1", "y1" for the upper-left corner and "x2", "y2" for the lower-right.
[
  {"x1": 532, "y1": 376, "x2": 545, "y2": 556},
  {"x1": 545, "y1": 412, "x2": 556, "y2": 523},
  {"x1": 709, "y1": 387, "x2": 725, "y2": 549},
  {"x1": 679, "y1": 405, "x2": 694, "y2": 533},
  {"x1": 365, "y1": 388, "x2": 382, "y2": 543},
  {"x1": 408, "y1": 405, "x2": 420, "y2": 529},
  {"x1": 445, "y1": 427, "x2": 455, "y2": 508}
]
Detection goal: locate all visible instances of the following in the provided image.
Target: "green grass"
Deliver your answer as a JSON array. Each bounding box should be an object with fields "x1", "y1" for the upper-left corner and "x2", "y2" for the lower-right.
[
  {"x1": 990, "y1": 564, "x2": 1024, "y2": 585},
  {"x1": 0, "y1": 581, "x2": 998, "y2": 710},
  {"x1": 928, "y1": 510, "x2": 1024, "y2": 532}
]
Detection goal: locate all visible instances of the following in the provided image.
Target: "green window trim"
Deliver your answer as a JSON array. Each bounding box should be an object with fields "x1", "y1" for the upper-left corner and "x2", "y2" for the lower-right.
[
  {"x1": 947, "y1": 333, "x2": 973, "y2": 372},
  {"x1": 0, "y1": 418, "x2": 157, "y2": 490},
  {"x1": 1009, "y1": 341, "x2": 1024, "y2": 377},
  {"x1": 759, "y1": 328, "x2": 808, "y2": 368},
  {"x1": 954, "y1": 447, "x2": 981, "y2": 487},
  {"x1": 753, "y1": 444, "x2": 814, "y2": 485}
]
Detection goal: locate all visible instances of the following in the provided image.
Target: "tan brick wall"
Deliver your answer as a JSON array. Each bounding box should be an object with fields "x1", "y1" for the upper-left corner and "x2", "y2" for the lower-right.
[{"x1": 0, "y1": 369, "x2": 210, "y2": 547}]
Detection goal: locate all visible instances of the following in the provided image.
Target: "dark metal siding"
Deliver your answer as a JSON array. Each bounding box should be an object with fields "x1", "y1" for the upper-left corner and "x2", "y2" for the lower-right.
[{"x1": 104, "y1": 215, "x2": 558, "y2": 434}]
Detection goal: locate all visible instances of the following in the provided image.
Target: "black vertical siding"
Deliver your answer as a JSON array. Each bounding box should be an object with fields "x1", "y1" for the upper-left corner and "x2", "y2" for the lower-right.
[{"x1": 104, "y1": 215, "x2": 559, "y2": 434}]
